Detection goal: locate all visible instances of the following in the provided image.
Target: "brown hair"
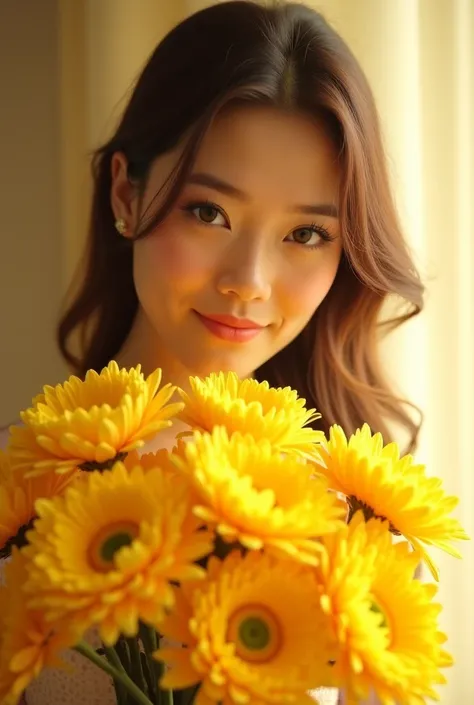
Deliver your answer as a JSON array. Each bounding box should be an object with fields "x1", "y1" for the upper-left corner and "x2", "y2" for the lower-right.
[{"x1": 58, "y1": 0, "x2": 424, "y2": 451}]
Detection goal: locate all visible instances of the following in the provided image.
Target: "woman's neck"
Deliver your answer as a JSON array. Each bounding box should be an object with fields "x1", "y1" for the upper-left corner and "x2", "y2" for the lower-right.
[
  {"x1": 114, "y1": 309, "x2": 194, "y2": 393},
  {"x1": 114, "y1": 312, "x2": 194, "y2": 454}
]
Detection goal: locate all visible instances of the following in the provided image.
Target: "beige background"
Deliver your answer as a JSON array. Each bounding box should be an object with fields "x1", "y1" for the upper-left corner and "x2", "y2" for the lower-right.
[
  {"x1": 0, "y1": 0, "x2": 65, "y2": 418},
  {"x1": 0, "y1": 0, "x2": 472, "y2": 701}
]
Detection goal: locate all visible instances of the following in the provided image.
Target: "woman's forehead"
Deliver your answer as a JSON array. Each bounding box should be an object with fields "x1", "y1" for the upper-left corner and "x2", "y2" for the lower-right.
[{"x1": 148, "y1": 105, "x2": 341, "y2": 206}]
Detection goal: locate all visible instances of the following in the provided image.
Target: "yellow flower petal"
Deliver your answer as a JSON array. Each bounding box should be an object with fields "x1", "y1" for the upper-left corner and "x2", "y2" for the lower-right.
[
  {"x1": 8, "y1": 361, "x2": 183, "y2": 477},
  {"x1": 177, "y1": 427, "x2": 344, "y2": 564},
  {"x1": 0, "y1": 550, "x2": 76, "y2": 705},
  {"x1": 9, "y1": 646, "x2": 40, "y2": 673},
  {"x1": 313, "y1": 424, "x2": 469, "y2": 579},
  {"x1": 316, "y1": 514, "x2": 453, "y2": 703},
  {"x1": 157, "y1": 648, "x2": 200, "y2": 689},
  {"x1": 194, "y1": 687, "x2": 217, "y2": 705},
  {"x1": 178, "y1": 372, "x2": 324, "y2": 458},
  {"x1": 0, "y1": 450, "x2": 77, "y2": 558},
  {"x1": 156, "y1": 551, "x2": 337, "y2": 705},
  {"x1": 23, "y1": 461, "x2": 213, "y2": 644}
]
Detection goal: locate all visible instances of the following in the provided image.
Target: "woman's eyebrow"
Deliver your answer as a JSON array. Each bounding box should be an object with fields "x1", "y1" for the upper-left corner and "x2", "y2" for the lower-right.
[{"x1": 187, "y1": 172, "x2": 339, "y2": 218}]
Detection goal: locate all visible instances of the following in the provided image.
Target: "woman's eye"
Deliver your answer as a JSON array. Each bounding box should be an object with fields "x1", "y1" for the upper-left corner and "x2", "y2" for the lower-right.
[
  {"x1": 286, "y1": 226, "x2": 327, "y2": 248},
  {"x1": 188, "y1": 203, "x2": 228, "y2": 226}
]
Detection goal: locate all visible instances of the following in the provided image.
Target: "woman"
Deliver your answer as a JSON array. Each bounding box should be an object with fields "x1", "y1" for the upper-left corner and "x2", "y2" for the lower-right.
[{"x1": 16, "y1": 1, "x2": 423, "y2": 703}]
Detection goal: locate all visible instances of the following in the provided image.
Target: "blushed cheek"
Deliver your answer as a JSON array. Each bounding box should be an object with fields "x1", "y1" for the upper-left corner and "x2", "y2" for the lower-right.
[
  {"x1": 282, "y1": 264, "x2": 339, "y2": 323},
  {"x1": 135, "y1": 230, "x2": 212, "y2": 289}
]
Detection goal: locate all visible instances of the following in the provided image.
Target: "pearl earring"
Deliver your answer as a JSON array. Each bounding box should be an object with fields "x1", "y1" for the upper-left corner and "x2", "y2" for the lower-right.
[{"x1": 115, "y1": 217, "x2": 127, "y2": 235}]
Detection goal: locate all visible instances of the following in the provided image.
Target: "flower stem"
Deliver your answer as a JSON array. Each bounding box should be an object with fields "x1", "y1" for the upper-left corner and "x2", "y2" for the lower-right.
[
  {"x1": 138, "y1": 624, "x2": 161, "y2": 702},
  {"x1": 75, "y1": 641, "x2": 154, "y2": 705},
  {"x1": 103, "y1": 645, "x2": 129, "y2": 705},
  {"x1": 140, "y1": 651, "x2": 155, "y2": 704},
  {"x1": 162, "y1": 689, "x2": 174, "y2": 705},
  {"x1": 103, "y1": 644, "x2": 127, "y2": 673},
  {"x1": 115, "y1": 636, "x2": 132, "y2": 674},
  {"x1": 126, "y1": 637, "x2": 148, "y2": 696}
]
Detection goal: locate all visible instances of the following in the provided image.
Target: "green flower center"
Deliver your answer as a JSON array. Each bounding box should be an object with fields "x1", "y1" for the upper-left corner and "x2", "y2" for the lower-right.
[
  {"x1": 89, "y1": 521, "x2": 139, "y2": 572},
  {"x1": 228, "y1": 604, "x2": 281, "y2": 663},
  {"x1": 238, "y1": 617, "x2": 270, "y2": 651},
  {"x1": 370, "y1": 601, "x2": 388, "y2": 629},
  {"x1": 100, "y1": 532, "x2": 134, "y2": 562}
]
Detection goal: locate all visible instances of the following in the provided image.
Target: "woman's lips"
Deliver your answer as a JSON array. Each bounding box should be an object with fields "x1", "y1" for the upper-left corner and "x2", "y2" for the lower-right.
[{"x1": 194, "y1": 311, "x2": 266, "y2": 342}]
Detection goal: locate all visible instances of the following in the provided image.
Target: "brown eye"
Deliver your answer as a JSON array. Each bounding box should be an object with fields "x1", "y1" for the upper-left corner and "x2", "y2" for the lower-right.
[
  {"x1": 198, "y1": 205, "x2": 220, "y2": 223},
  {"x1": 292, "y1": 227, "x2": 317, "y2": 245},
  {"x1": 285, "y1": 225, "x2": 334, "y2": 249},
  {"x1": 184, "y1": 202, "x2": 228, "y2": 227}
]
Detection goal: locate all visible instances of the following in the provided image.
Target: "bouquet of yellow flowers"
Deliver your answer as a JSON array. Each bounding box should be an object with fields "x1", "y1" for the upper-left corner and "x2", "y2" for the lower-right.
[{"x1": 0, "y1": 362, "x2": 468, "y2": 705}]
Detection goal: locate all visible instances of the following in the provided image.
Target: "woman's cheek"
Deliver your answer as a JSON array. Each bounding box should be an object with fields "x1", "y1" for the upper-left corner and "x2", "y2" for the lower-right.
[
  {"x1": 281, "y1": 263, "x2": 339, "y2": 321},
  {"x1": 136, "y1": 229, "x2": 213, "y2": 285}
]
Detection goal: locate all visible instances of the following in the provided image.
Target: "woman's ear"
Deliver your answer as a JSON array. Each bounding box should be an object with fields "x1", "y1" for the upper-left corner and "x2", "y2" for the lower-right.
[{"x1": 110, "y1": 151, "x2": 138, "y2": 238}]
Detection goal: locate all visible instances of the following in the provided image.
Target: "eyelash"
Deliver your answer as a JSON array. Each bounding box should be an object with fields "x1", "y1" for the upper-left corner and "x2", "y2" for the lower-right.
[{"x1": 181, "y1": 199, "x2": 336, "y2": 250}]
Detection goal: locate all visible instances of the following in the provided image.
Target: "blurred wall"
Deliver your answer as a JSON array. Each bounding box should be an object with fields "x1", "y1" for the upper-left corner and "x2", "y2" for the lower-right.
[{"x1": 0, "y1": 0, "x2": 66, "y2": 423}]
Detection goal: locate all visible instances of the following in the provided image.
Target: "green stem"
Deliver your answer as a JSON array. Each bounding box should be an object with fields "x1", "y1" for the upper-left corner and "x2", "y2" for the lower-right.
[
  {"x1": 181, "y1": 684, "x2": 199, "y2": 705},
  {"x1": 139, "y1": 624, "x2": 157, "y2": 652},
  {"x1": 140, "y1": 624, "x2": 164, "y2": 703},
  {"x1": 162, "y1": 689, "x2": 174, "y2": 705},
  {"x1": 127, "y1": 637, "x2": 148, "y2": 696},
  {"x1": 140, "y1": 651, "x2": 155, "y2": 704},
  {"x1": 139, "y1": 624, "x2": 161, "y2": 703},
  {"x1": 75, "y1": 641, "x2": 154, "y2": 705},
  {"x1": 103, "y1": 644, "x2": 127, "y2": 673},
  {"x1": 103, "y1": 645, "x2": 129, "y2": 705},
  {"x1": 115, "y1": 636, "x2": 132, "y2": 675}
]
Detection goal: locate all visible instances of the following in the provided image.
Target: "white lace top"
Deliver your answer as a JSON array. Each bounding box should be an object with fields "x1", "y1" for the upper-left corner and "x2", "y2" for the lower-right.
[
  {"x1": 24, "y1": 649, "x2": 338, "y2": 705},
  {"x1": 21, "y1": 628, "x2": 339, "y2": 705}
]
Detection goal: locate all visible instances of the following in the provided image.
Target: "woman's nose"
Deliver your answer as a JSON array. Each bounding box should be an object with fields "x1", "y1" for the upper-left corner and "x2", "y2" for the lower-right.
[{"x1": 216, "y1": 243, "x2": 272, "y2": 302}]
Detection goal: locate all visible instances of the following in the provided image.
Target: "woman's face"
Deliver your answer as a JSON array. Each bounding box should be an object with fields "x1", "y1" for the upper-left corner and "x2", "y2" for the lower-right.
[{"x1": 111, "y1": 106, "x2": 343, "y2": 384}]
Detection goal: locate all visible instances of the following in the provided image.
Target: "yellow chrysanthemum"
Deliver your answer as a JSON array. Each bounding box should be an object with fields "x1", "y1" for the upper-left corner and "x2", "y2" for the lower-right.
[
  {"x1": 155, "y1": 551, "x2": 336, "y2": 705},
  {"x1": 0, "y1": 549, "x2": 76, "y2": 705},
  {"x1": 124, "y1": 439, "x2": 188, "y2": 477},
  {"x1": 0, "y1": 451, "x2": 10, "y2": 482},
  {"x1": 174, "y1": 427, "x2": 345, "y2": 565},
  {"x1": 8, "y1": 361, "x2": 183, "y2": 477},
  {"x1": 0, "y1": 451, "x2": 77, "y2": 558},
  {"x1": 312, "y1": 424, "x2": 469, "y2": 580},
  {"x1": 316, "y1": 513, "x2": 452, "y2": 704},
  {"x1": 178, "y1": 372, "x2": 324, "y2": 458},
  {"x1": 23, "y1": 461, "x2": 213, "y2": 646}
]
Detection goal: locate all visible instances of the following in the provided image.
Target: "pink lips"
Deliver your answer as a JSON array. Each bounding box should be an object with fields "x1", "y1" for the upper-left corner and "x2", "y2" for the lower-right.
[{"x1": 194, "y1": 312, "x2": 265, "y2": 342}]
